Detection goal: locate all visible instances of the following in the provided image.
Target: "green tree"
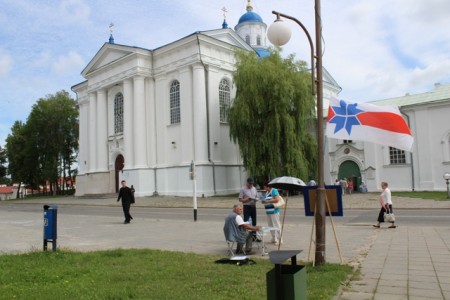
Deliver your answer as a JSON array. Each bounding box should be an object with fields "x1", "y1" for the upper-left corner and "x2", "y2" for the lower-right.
[
  {"x1": 6, "y1": 91, "x2": 78, "y2": 195},
  {"x1": 229, "y1": 50, "x2": 317, "y2": 182},
  {"x1": 5, "y1": 121, "x2": 31, "y2": 196},
  {"x1": 0, "y1": 146, "x2": 9, "y2": 184}
]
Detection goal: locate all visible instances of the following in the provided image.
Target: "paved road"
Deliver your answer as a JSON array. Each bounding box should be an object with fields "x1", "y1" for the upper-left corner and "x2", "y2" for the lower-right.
[{"x1": 2, "y1": 203, "x2": 449, "y2": 227}]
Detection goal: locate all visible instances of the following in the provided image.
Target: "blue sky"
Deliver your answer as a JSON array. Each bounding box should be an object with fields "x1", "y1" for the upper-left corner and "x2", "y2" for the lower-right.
[{"x1": 1, "y1": 0, "x2": 450, "y2": 147}]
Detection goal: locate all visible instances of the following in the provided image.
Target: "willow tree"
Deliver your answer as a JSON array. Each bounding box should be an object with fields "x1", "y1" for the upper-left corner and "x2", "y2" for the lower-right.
[{"x1": 229, "y1": 50, "x2": 317, "y2": 182}]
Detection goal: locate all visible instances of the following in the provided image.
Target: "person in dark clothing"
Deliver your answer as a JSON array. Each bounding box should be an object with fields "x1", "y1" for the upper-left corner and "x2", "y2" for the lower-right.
[{"x1": 117, "y1": 180, "x2": 133, "y2": 224}]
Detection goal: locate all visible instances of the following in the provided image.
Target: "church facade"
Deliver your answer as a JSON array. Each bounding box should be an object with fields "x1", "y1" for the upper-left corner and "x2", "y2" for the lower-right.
[{"x1": 72, "y1": 2, "x2": 342, "y2": 197}]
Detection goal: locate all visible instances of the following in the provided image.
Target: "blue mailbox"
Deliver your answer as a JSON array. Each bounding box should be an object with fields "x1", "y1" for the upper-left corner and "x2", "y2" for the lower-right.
[{"x1": 43, "y1": 205, "x2": 58, "y2": 251}]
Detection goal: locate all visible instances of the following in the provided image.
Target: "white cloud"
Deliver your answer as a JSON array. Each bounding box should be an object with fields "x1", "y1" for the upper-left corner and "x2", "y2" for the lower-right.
[
  {"x1": 52, "y1": 51, "x2": 85, "y2": 76},
  {"x1": 56, "y1": 0, "x2": 91, "y2": 24},
  {"x1": 0, "y1": 50, "x2": 13, "y2": 77}
]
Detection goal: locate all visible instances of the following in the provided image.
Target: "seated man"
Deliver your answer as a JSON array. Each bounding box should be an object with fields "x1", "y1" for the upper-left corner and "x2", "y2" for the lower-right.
[{"x1": 223, "y1": 204, "x2": 261, "y2": 254}]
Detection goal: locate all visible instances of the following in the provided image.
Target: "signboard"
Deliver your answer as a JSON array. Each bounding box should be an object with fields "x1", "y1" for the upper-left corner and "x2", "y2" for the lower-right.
[{"x1": 303, "y1": 185, "x2": 343, "y2": 217}]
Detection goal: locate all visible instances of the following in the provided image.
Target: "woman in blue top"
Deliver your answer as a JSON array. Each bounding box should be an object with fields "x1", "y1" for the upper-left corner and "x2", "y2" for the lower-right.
[{"x1": 261, "y1": 182, "x2": 283, "y2": 245}]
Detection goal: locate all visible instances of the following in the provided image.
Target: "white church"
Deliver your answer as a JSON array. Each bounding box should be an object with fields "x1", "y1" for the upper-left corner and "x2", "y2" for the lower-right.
[
  {"x1": 73, "y1": 1, "x2": 450, "y2": 197},
  {"x1": 72, "y1": 1, "x2": 340, "y2": 197}
]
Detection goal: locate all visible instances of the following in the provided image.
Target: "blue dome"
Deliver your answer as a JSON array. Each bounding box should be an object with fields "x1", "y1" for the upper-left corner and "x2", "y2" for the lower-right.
[{"x1": 238, "y1": 11, "x2": 263, "y2": 24}]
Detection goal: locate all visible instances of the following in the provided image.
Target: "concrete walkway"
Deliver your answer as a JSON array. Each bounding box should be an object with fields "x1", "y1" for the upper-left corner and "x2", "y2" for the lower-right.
[{"x1": 1, "y1": 193, "x2": 449, "y2": 299}]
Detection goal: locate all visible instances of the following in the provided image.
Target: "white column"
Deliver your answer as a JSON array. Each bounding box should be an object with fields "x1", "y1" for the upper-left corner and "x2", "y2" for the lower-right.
[
  {"x1": 96, "y1": 89, "x2": 108, "y2": 171},
  {"x1": 192, "y1": 64, "x2": 208, "y2": 161},
  {"x1": 79, "y1": 101, "x2": 89, "y2": 174},
  {"x1": 88, "y1": 92, "x2": 97, "y2": 172},
  {"x1": 123, "y1": 79, "x2": 134, "y2": 168},
  {"x1": 133, "y1": 76, "x2": 147, "y2": 168},
  {"x1": 147, "y1": 78, "x2": 156, "y2": 166}
]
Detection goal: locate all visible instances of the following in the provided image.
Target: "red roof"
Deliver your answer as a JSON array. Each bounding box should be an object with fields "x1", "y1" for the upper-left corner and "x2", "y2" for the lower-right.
[{"x1": 0, "y1": 186, "x2": 14, "y2": 194}]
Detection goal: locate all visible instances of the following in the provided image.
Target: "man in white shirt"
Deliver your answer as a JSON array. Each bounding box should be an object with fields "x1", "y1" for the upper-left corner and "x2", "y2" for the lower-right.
[
  {"x1": 238, "y1": 177, "x2": 259, "y2": 241},
  {"x1": 223, "y1": 204, "x2": 261, "y2": 254}
]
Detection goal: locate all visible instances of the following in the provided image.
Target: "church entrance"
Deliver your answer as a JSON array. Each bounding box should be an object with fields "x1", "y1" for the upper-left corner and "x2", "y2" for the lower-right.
[
  {"x1": 114, "y1": 155, "x2": 124, "y2": 193},
  {"x1": 338, "y1": 160, "x2": 361, "y2": 193}
]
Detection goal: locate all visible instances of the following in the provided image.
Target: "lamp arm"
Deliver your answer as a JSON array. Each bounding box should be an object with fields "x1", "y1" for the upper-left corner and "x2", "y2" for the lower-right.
[{"x1": 272, "y1": 11, "x2": 316, "y2": 95}]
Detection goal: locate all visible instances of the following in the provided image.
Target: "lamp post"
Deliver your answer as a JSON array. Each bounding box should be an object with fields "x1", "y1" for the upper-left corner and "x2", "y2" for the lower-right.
[
  {"x1": 444, "y1": 172, "x2": 450, "y2": 199},
  {"x1": 267, "y1": 0, "x2": 327, "y2": 265}
]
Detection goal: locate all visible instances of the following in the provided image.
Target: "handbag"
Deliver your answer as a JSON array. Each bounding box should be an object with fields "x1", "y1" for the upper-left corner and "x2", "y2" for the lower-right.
[
  {"x1": 273, "y1": 196, "x2": 286, "y2": 208},
  {"x1": 384, "y1": 208, "x2": 395, "y2": 222}
]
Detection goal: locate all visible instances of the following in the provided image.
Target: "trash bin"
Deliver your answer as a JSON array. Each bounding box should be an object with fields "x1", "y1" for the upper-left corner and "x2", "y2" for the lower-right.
[
  {"x1": 43, "y1": 205, "x2": 58, "y2": 251},
  {"x1": 266, "y1": 250, "x2": 306, "y2": 300}
]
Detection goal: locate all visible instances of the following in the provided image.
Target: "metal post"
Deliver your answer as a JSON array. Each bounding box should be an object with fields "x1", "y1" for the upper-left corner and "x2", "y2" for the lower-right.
[
  {"x1": 446, "y1": 179, "x2": 449, "y2": 199},
  {"x1": 271, "y1": 0, "x2": 326, "y2": 265},
  {"x1": 190, "y1": 160, "x2": 198, "y2": 221},
  {"x1": 314, "y1": 0, "x2": 326, "y2": 266}
]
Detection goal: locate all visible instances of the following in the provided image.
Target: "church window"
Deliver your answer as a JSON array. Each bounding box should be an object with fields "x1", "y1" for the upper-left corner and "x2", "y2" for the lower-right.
[
  {"x1": 170, "y1": 80, "x2": 181, "y2": 124},
  {"x1": 245, "y1": 35, "x2": 250, "y2": 44},
  {"x1": 389, "y1": 147, "x2": 406, "y2": 164},
  {"x1": 114, "y1": 92, "x2": 124, "y2": 134},
  {"x1": 256, "y1": 35, "x2": 261, "y2": 46},
  {"x1": 219, "y1": 79, "x2": 231, "y2": 123}
]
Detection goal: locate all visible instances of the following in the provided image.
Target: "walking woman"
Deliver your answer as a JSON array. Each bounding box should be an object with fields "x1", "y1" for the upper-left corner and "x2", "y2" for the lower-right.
[
  {"x1": 261, "y1": 182, "x2": 283, "y2": 245},
  {"x1": 373, "y1": 181, "x2": 396, "y2": 228}
]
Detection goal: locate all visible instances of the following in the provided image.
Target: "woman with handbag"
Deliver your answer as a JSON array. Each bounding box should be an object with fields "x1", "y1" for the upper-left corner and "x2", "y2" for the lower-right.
[
  {"x1": 261, "y1": 182, "x2": 284, "y2": 245},
  {"x1": 373, "y1": 181, "x2": 397, "y2": 228}
]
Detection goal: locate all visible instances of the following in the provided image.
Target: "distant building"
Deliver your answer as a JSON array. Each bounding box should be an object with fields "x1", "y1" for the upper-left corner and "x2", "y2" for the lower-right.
[
  {"x1": 72, "y1": 1, "x2": 341, "y2": 197},
  {"x1": 326, "y1": 82, "x2": 450, "y2": 192}
]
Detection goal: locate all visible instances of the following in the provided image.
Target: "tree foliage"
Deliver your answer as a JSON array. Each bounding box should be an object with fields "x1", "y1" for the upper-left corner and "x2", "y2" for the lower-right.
[
  {"x1": 229, "y1": 50, "x2": 317, "y2": 182},
  {"x1": 5, "y1": 90, "x2": 78, "y2": 195},
  {"x1": 0, "y1": 146, "x2": 8, "y2": 184}
]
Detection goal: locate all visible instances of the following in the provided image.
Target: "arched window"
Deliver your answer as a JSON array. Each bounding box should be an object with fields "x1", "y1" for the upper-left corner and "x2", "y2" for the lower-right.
[
  {"x1": 245, "y1": 35, "x2": 251, "y2": 44},
  {"x1": 256, "y1": 35, "x2": 261, "y2": 46},
  {"x1": 219, "y1": 79, "x2": 231, "y2": 123},
  {"x1": 114, "y1": 92, "x2": 124, "y2": 134},
  {"x1": 170, "y1": 80, "x2": 181, "y2": 124}
]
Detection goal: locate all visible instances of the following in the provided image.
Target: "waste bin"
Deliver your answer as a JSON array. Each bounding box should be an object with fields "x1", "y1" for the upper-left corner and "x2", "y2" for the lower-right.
[
  {"x1": 266, "y1": 250, "x2": 306, "y2": 300},
  {"x1": 43, "y1": 205, "x2": 58, "y2": 251}
]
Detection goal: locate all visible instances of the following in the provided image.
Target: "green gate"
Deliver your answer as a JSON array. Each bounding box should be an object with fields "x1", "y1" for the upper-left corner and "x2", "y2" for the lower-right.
[{"x1": 338, "y1": 160, "x2": 361, "y2": 193}]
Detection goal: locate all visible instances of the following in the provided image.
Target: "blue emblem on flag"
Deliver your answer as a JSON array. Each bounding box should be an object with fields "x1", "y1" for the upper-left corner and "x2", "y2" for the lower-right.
[{"x1": 329, "y1": 100, "x2": 364, "y2": 134}]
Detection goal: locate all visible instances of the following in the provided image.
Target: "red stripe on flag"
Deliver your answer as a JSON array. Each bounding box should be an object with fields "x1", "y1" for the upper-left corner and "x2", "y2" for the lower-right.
[
  {"x1": 357, "y1": 112, "x2": 411, "y2": 135},
  {"x1": 327, "y1": 106, "x2": 335, "y2": 121}
]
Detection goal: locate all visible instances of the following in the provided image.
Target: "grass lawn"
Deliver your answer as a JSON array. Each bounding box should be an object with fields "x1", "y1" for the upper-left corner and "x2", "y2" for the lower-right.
[
  {"x1": 392, "y1": 191, "x2": 449, "y2": 200},
  {"x1": 0, "y1": 249, "x2": 352, "y2": 300}
]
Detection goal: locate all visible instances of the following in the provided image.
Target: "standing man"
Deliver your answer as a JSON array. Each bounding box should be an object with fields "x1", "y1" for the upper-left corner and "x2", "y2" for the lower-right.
[
  {"x1": 238, "y1": 177, "x2": 258, "y2": 241},
  {"x1": 117, "y1": 180, "x2": 133, "y2": 224}
]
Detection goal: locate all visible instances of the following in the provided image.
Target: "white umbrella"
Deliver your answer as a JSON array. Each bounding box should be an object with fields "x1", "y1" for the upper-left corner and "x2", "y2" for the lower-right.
[
  {"x1": 268, "y1": 176, "x2": 306, "y2": 191},
  {"x1": 268, "y1": 176, "x2": 306, "y2": 250}
]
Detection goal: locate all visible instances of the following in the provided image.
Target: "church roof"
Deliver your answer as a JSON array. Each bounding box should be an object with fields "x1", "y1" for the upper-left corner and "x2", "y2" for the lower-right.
[
  {"x1": 238, "y1": 11, "x2": 263, "y2": 23},
  {"x1": 238, "y1": 0, "x2": 263, "y2": 24},
  {"x1": 370, "y1": 83, "x2": 450, "y2": 108}
]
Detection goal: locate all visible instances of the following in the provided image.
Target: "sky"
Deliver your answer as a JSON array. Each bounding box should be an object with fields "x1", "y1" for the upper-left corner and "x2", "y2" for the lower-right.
[{"x1": 1, "y1": 0, "x2": 450, "y2": 147}]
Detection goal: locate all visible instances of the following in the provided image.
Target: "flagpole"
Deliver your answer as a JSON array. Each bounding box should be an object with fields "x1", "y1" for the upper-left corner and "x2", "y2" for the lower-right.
[
  {"x1": 268, "y1": 0, "x2": 327, "y2": 265},
  {"x1": 314, "y1": 0, "x2": 327, "y2": 266}
]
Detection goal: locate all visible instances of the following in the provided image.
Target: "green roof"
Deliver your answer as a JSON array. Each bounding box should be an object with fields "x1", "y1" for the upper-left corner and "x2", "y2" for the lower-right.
[{"x1": 370, "y1": 83, "x2": 450, "y2": 108}]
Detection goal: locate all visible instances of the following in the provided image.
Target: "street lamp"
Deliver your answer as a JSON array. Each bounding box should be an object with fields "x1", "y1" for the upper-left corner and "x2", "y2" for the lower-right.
[
  {"x1": 444, "y1": 172, "x2": 450, "y2": 199},
  {"x1": 267, "y1": 0, "x2": 327, "y2": 265}
]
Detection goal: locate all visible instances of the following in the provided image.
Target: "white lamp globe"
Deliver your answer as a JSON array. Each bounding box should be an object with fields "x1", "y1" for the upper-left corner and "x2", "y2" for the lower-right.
[
  {"x1": 444, "y1": 172, "x2": 450, "y2": 180},
  {"x1": 267, "y1": 19, "x2": 292, "y2": 46}
]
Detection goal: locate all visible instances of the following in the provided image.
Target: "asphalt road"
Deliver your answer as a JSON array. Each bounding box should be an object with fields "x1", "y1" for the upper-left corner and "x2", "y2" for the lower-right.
[{"x1": 2, "y1": 203, "x2": 449, "y2": 227}]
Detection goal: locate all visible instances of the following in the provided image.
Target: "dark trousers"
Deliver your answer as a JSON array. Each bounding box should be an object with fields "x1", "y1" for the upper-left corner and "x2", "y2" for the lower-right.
[
  {"x1": 243, "y1": 205, "x2": 257, "y2": 236},
  {"x1": 122, "y1": 202, "x2": 132, "y2": 222},
  {"x1": 377, "y1": 204, "x2": 393, "y2": 223}
]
